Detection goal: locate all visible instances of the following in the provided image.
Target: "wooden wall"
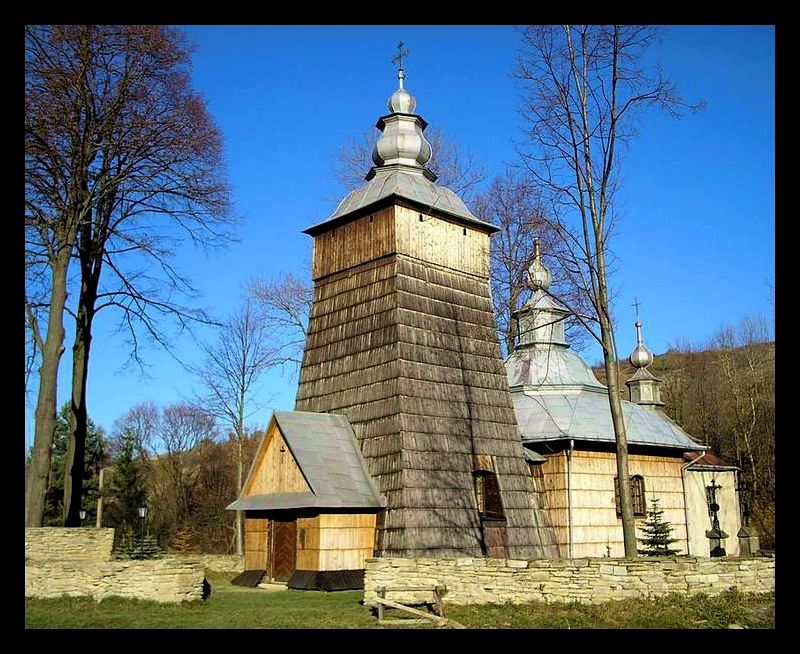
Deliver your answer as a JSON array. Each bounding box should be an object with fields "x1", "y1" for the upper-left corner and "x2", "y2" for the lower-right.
[
  {"x1": 244, "y1": 518, "x2": 268, "y2": 570},
  {"x1": 312, "y1": 206, "x2": 395, "y2": 280},
  {"x1": 394, "y1": 206, "x2": 489, "y2": 278},
  {"x1": 295, "y1": 516, "x2": 321, "y2": 571},
  {"x1": 684, "y1": 469, "x2": 740, "y2": 556},
  {"x1": 248, "y1": 513, "x2": 377, "y2": 573},
  {"x1": 311, "y1": 205, "x2": 490, "y2": 281},
  {"x1": 537, "y1": 449, "x2": 688, "y2": 558},
  {"x1": 242, "y1": 422, "x2": 310, "y2": 497}
]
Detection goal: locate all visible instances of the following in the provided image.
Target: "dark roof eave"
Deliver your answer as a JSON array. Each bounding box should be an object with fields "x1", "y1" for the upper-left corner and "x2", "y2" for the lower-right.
[
  {"x1": 522, "y1": 435, "x2": 706, "y2": 451},
  {"x1": 226, "y1": 494, "x2": 384, "y2": 512}
]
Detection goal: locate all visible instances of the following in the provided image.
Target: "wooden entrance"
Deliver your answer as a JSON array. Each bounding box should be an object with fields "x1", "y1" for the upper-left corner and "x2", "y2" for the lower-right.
[{"x1": 270, "y1": 518, "x2": 297, "y2": 582}]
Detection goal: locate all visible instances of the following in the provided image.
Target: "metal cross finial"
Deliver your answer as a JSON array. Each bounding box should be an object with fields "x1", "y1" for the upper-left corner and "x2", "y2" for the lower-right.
[
  {"x1": 392, "y1": 41, "x2": 409, "y2": 71},
  {"x1": 632, "y1": 298, "x2": 641, "y2": 321}
]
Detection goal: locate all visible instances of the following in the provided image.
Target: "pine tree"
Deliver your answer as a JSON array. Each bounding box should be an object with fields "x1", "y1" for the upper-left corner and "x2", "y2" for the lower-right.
[
  {"x1": 106, "y1": 431, "x2": 147, "y2": 553},
  {"x1": 638, "y1": 498, "x2": 682, "y2": 556},
  {"x1": 41, "y1": 403, "x2": 106, "y2": 526}
]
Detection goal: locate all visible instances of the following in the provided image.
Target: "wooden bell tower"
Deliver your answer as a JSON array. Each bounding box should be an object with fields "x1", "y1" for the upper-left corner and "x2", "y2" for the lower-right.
[{"x1": 294, "y1": 61, "x2": 557, "y2": 559}]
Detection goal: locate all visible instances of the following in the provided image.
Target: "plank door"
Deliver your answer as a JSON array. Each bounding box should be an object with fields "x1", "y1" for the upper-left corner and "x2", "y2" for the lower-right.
[
  {"x1": 244, "y1": 518, "x2": 269, "y2": 570},
  {"x1": 270, "y1": 519, "x2": 297, "y2": 582}
]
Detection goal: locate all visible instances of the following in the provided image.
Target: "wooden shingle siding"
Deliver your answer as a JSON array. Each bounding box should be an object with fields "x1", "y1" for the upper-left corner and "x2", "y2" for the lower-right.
[{"x1": 295, "y1": 206, "x2": 560, "y2": 558}]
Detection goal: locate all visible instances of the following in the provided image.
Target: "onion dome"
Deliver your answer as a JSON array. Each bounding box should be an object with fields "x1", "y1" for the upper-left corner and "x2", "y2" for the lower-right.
[
  {"x1": 527, "y1": 239, "x2": 552, "y2": 291},
  {"x1": 371, "y1": 67, "x2": 433, "y2": 171},
  {"x1": 629, "y1": 320, "x2": 655, "y2": 369},
  {"x1": 387, "y1": 69, "x2": 416, "y2": 113}
]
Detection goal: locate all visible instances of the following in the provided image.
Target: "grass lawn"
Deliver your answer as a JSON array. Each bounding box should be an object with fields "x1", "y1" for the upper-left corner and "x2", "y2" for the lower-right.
[{"x1": 25, "y1": 571, "x2": 773, "y2": 629}]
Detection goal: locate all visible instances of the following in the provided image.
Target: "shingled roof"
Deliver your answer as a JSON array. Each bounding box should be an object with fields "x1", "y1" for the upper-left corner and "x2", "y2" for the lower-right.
[{"x1": 227, "y1": 411, "x2": 385, "y2": 511}]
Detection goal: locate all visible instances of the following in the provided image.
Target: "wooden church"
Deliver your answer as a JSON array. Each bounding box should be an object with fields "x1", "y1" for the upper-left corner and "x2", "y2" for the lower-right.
[
  {"x1": 229, "y1": 60, "x2": 745, "y2": 589},
  {"x1": 228, "y1": 63, "x2": 559, "y2": 589},
  {"x1": 507, "y1": 244, "x2": 743, "y2": 558}
]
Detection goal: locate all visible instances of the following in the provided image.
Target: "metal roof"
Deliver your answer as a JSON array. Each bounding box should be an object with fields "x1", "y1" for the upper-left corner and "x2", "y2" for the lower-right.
[
  {"x1": 507, "y1": 344, "x2": 607, "y2": 390},
  {"x1": 512, "y1": 387, "x2": 705, "y2": 451},
  {"x1": 227, "y1": 411, "x2": 385, "y2": 511},
  {"x1": 303, "y1": 167, "x2": 498, "y2": 236},
  {"x1": 683, "y1": 451, "x2": 739, "y2": 471}
]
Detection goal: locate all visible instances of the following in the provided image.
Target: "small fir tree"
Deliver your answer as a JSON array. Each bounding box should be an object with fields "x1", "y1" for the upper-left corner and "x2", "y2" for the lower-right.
[{"x1": 638, "y1": 498, "x2": 681, "y2": 556}]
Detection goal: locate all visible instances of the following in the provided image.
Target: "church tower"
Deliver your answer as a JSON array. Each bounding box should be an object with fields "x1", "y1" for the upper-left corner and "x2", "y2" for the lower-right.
[
  {"x1": 294, "y1": 60, "x2": 557, "y2": 558},
  {"x1": 626, "y1": 318, "x2": 665, "y2": 406}
]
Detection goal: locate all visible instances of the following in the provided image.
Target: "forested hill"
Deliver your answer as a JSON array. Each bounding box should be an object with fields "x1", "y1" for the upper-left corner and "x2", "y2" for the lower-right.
[{"x1": 593, "y1": 339, "x2": 775, "y2": 549}]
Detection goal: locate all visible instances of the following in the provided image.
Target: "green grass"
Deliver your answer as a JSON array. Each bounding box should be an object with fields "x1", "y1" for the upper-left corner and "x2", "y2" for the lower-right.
[
  {"x1": 25, "y1": 572, "x2": 773, "y2": 629},
  {"x1": 25, "y1": 572, "x2": 375, "y2": 629},
  {"x1": 446, "y1": 589, "x2": 775, "y2": 629}
]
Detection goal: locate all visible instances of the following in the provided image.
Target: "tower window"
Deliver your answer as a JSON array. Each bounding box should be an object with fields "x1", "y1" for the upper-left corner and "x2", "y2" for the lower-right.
[
  {"x1": 474, "y1": 471, "x2": 506, "y2": 521},
  {"x1": 463, "y1": 227, "x2": 467, "y2": 236},
  {"x1": 419, "y1": 213, "x2": 424, "y2": 222},
  {"x1": 369, "y1": 215, "x2": 373, "y2": 223},
  {"x1": 614, "y1": 475, "x2": 646, "y2": 517}
]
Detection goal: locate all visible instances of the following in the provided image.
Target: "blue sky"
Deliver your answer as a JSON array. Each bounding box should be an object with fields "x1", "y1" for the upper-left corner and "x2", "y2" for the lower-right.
[{"x1": 25, "y1": 25, "x2": 774, "y2": 446}]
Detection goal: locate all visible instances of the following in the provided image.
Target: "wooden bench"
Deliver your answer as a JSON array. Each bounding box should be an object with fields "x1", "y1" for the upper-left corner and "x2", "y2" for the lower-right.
[{"x1": 375, "y1": 585, "x2": 459, "y2": 628}]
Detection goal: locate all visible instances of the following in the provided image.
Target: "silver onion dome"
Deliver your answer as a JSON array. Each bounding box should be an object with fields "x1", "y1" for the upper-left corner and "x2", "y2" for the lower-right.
[
  {"x1": 371, "y1": 68, "x2": 432, "y2": 170},
  {"x1": 388, "y1": 69, "x2": 416, "y2": 113},
  {"x1": 528, "y1": 239, "x2": 552, "y2": 291},
  {"x1": 629, "y1": 320, "x2": 655, "y2": 369}
]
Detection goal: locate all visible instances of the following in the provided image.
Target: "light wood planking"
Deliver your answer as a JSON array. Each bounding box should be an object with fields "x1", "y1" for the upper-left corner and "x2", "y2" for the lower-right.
[
  {"x1": 243, "y1": 518, "x2": 268, "y2": 570},
  {"x1": 243, "y1": 422, "x2": 311, "y2": 496},
  {"x1": 535, "y1": 449, "x2": 689, "y2": 557}
]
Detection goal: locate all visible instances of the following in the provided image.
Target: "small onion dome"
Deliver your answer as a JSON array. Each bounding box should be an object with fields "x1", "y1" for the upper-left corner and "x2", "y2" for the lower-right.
[
  {"x1": 629, "y1": 320, "x2": 655, "y2": 368},
  {"x1": 371, "y1": 67, "x2": 432, "y2": 170},
  {"x1": 528, "y1": 239, "x2": 552, "y2": 291},
  {"x1": 388, "y1": 70, "x2": 416, "y2": 113}
]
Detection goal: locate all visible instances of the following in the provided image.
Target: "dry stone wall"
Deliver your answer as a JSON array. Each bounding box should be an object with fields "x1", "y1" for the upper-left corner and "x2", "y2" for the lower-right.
[
  {"x1": 25, "y1": 528, "x2": 205, "y2": 603},
  {"x1": 25, "y1": 527, "x2": 114, "y2": 561},
  {"x1": 178, "y1": 554, "x2": 243, "y2": 573},
  {"x1": 364, "y1": 556, "x2": 775, "y2": 606}
]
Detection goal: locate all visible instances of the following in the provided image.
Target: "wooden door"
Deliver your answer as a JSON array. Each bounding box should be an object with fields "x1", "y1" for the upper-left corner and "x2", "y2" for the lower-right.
[
  {"x1": 270, "y1": 519, "x2": 296, "y2": 582},
  {"x1": 244, "y1": 518, "x2": 269, "y2": 570}
]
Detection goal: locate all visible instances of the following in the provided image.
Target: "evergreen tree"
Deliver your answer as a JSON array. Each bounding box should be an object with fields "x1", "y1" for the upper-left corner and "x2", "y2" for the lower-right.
[
  {"x1": 638, "y1": 498, "x2": 682, "y2": 556},
  {"x1": 41, "y1": 403, "x2": 106, "y2": 526},
  {"x1": 106, "y1": 431, "x2": 148, "y2": 551}
]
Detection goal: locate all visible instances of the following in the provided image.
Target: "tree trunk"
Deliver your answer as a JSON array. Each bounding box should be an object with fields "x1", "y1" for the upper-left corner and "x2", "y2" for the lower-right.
[
  {"x1": 63, "y1": 302, "x2": 94, "y2": 526},
  {"x1": 597, "y1": 250, "x2": 637, "y2": 557},
  {"x1": 25, "y1": 252, "x2": 71, "y2": 527},
  {"x1": 63, "y1": 256, "x2": 99, "y2": 527},
  {"x1": 235, "y1": 416, "x2": 244, "y2": 556},
  {"x1": 599, "y1": 316, "x2": 637, "y2": 557}
]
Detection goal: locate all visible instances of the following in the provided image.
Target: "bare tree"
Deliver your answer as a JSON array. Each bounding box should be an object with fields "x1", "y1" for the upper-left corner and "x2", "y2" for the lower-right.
[
  {"x1": 248, "y1": 272, "x2": 314, "y2": 369},
  {"x1": 473, "y1": 168, "x2": 593, "y2": 357},
  {"x1": 333, "y1": 125, "x2": 487, "y2": 201},
  {"x1": 514, "y1": 25, "x2": 703, "y2": 556},
  {"x1": 25, "y1": 25, "x2": 106, "y2": 526},
  {"x1": 192, "y1": 300, "x2": 276, "y2": 555},
  {"x1": 24, "y1": 25, "x2": 234, "y2": 527},
  {"x1": 158, "y1": 403, "x2": 218, "y2": 527},
  {"x1": 110, "y1": 402, "x2": 161, "y2": 462}
]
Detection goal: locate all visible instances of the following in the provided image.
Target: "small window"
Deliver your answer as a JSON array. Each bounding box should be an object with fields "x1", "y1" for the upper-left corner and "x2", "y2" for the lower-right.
[
  {"x1": 419, "y1": 213, "x2": 424, "y2": 222},
  {"x1": 615, "y1": 475, "x2": 646, "y2": 517},
  {"x1": 462, "y1": 227, "x2": 467, "y2": 236},
  {"x1": 474, "y1": 472, "x2": 506, "y2": 521}
]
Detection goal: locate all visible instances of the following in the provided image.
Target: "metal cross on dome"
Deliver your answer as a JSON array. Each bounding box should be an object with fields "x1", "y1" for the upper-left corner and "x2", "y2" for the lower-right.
[
  {"x1": 632, "y1": 298, "x2": 642, "y2": 321},
  {"x1": 392, "y1": 41, "x2": 409, "y2": 70}
]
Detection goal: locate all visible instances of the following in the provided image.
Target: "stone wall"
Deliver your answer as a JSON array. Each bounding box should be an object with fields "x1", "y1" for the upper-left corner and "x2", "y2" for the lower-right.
[
  {"x1": 25, "y1": 527, "x2": 115, "y2": 561},
  {"x1": 177, "y1": 554, "x2": 243, "y2": 573},
  {"x1": 364, "y1": 556, "x2": 775, "y2": 606},
  {"x1": 25, "y1": 528, "x2": 205, "y2": 603},
  {"x1": 26, "y1": 557, "x2": 206, "y2": 603}
]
